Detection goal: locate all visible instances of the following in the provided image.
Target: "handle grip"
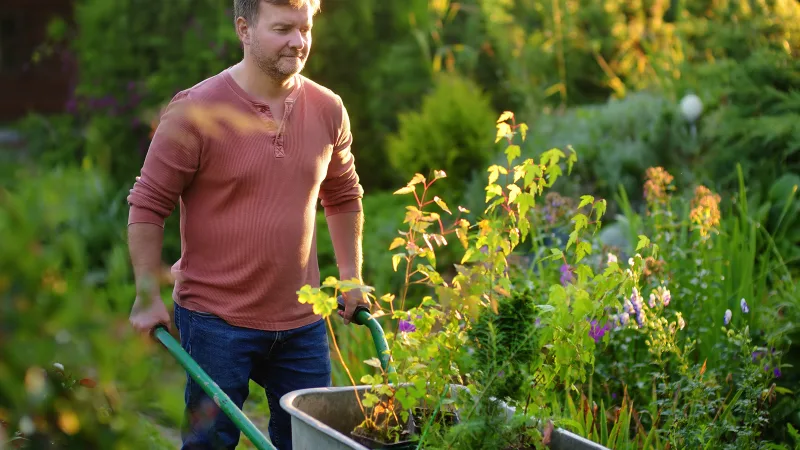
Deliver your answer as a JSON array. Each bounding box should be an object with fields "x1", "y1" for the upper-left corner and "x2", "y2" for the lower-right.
[{"x1": 336, "y1": 294, "x2": 371, "y2": 326}]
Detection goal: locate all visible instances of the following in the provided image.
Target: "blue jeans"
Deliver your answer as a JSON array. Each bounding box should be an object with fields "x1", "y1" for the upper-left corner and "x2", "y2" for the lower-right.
[{"x1": 174, "y1": 302, "x2": 332, "y2": 450}]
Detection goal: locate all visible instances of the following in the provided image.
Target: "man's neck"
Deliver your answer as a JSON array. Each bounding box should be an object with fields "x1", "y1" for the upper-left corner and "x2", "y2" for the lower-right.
[{"x1": 229, "y1": 60, "x2": 295, "y2": 103}]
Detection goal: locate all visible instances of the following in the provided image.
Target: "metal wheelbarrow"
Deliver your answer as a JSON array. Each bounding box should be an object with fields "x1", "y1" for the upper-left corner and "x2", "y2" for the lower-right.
[{"x1": 152, "y1": 297, "x2": 385, "y2": 450}]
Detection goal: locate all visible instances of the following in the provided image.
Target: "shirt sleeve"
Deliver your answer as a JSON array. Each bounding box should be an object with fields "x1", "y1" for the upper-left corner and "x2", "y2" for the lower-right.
[
  {"x1": 319, "y1": 96, "x2": 364, "y2": 217},
  {"x1": 127, "y1": 91, "x2": 203, "y2": 227}
]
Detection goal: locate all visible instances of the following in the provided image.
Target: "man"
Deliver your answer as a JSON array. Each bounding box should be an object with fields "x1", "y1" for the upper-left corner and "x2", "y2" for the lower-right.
[{"x1": 126, "y1": 0, "x2": 368, "y2": 448}]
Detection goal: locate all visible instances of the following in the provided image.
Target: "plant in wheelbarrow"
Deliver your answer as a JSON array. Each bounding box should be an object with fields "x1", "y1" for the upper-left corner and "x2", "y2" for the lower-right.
[{"x1": 292, "y1": 110, "x2": 659, "y2": 449}]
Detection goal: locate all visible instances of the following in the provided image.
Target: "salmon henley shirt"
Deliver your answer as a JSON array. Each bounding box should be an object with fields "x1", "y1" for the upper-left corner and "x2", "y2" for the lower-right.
[{"x1": 127, "y1": 68, "x2": 364, "y2": 331}]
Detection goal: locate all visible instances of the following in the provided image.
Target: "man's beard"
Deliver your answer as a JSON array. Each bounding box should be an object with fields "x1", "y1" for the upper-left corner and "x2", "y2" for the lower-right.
[{"x1": 252, "y1": 38, "x2": 305, "y2": 83}]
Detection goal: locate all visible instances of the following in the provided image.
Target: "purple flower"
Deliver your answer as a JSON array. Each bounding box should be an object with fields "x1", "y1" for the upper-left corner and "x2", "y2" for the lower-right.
[
  {"x1": 752, "y1": 351, "x2": 763, "y2": 362},
  {"x1": 774, "y1": 367, "x2": 782, "y2": 378},
  {"x1": 611, "y1": 393, "x2": 617, "y2": 400},
  {"x1": 588, "y1": 320, "x2": 610, "y2": 343},
  {"x1": 740, "y1": 298, "x2": 749, "y2": 314},
  {"x1": 560, "y1": 264, "x2": 574, "y2": 286},
  {"x1": 629, "y1": 288, "x2": 646, "y2": 328},
  {"x1": 724, "y1": 309, "x2": 732, "y2": 325},
  {"x1": 497, "y1": 370, "x2": 505, "y2": 378},
  {"x1": 398, "y1": 319, "x2": 416, "y2": 333}
]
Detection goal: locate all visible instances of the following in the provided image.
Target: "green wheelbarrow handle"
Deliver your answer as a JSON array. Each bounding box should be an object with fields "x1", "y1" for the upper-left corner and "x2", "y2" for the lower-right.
[
  {"x1": 152, "y1": 324, "x2": 278, "y2": 450},
  {"x1": 152, "y1": 295, "x2": 393, "y2": 450}
]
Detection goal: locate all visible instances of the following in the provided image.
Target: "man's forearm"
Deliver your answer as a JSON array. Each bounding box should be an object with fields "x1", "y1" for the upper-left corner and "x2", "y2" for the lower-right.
[
  {"x1": 326, "y1": 210, "x2": 364, "y2": 282},
  {"x1": 128, "y1": 222, "x2": 165, "y2": 297}
]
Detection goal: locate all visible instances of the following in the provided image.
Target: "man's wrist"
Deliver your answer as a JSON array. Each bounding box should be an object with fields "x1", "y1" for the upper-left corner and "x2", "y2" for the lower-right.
[{"x1": 339, "y1": 269, "x2": 361, "y2": 282}]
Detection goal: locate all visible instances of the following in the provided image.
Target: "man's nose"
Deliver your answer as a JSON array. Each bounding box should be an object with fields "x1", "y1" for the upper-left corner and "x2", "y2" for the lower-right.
[{"x1": 288, "y1": 29, "x2": 307, "y2": 50}]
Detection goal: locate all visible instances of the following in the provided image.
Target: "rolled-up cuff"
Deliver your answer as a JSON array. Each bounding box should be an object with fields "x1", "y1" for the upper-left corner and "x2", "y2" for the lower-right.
[
  {"x1": 128, "y1": 205, "x2": 166, "y2": 227},
  {"x1": 323, "y1": 198, "x2": 363, "y2": 217}
]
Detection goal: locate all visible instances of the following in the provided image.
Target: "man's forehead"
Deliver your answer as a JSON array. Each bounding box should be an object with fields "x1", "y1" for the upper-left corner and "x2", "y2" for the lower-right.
[{"x1": 258, "y1": 2, "x2": 313, "y2": 24}]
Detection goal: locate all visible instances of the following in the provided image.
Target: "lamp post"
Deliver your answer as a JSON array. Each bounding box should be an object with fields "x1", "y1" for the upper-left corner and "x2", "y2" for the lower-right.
[{"x1": 680, "y1": 93, "x2": 703, "y2": 139}]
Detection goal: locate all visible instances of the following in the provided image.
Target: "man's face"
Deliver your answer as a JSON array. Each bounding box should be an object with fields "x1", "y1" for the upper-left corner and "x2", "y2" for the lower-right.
[{"x1": 248, "y1": 2, "x2": 313, "y2": 82}]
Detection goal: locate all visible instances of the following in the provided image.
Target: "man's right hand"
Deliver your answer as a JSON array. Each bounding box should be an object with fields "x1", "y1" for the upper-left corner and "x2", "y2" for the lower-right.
[{"x1": 129, "y1": 294, "x2": 171, "y2": 335}]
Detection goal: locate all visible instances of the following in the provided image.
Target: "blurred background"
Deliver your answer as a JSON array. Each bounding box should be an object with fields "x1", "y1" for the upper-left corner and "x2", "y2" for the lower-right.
[{"x1": 1, "y1": 0, "x2": 798, "y2": 448}]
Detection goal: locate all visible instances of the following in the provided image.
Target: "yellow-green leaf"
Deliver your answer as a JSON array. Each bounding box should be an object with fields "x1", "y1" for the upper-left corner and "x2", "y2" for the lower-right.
[
  {"x1": 434, "y1": 196, "x2": 452, "y2": 214},
  {"x1": 497, "y1": 111, "x2": 514, "y2": 123},
  {"x1": 507, "y1": 184, "x2": 522, "y2": 203},
  {"x1": 573, "y1": 214, "x2": 589, "y2": 233},
  {"x1": 392, "y1": 253, "x2": 405, "y2": 272},
  {"x1": 434, "y1": 170, "x2": 447, "y2": 179},
  {"x1": 636, "y1": 235, "x2": 650, "y2": 251},
  {"x1": 389, "y1": 237, "x2": 406, "y2": 250},
  {"x1": 394, "y1": 185, "x2": 415, "y2": 195},
  {"x1": 461, "y1": 248, "x2": 476, "y2": 264},
  {"x1": 505, "y1": 144, "x2": 521, "y2": 166},
  {"x1": 576, "y1": 241, "x2": 592, "y2": 262},
  {"x1": 409, "y1": 173, "x2": 426, "y2": 186},
  {"x1": 496, "y1": 122, "x2": 511, "y2": 143},
  {"x1": 578, "y1": 195, "x2": 594, "y2": 210},
  {"x1": 364, "y1": 358, "x2": 383, "y2": 369},
  {"x1": 519, "y1": 123, "x2": 529, "y2": 141}
]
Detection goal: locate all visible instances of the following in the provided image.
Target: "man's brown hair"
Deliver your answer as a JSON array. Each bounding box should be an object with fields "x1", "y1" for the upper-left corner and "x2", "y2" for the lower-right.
[{"x1": 234, "y1": 0, "x2": 321, "y2": 23}]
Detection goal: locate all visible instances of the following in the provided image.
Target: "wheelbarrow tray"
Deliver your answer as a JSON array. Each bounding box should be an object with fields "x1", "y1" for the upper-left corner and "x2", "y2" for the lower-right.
[{"x1": 280, "y1": 384, "x2": 609, "y2": 450}]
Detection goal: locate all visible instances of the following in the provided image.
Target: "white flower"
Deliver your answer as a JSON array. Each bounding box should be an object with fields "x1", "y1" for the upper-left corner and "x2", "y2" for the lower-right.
[
  {"x1": 607, "y1": 253, "x2": 618, "y2": 264},
  {"x1": 680, "y1": 94, "x2": 703, "y2": 122}
]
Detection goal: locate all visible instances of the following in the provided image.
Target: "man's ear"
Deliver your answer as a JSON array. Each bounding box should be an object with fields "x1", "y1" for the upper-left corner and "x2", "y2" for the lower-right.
[{"x1": 235, "y1": 17, "x2": 251, "y2": 46}]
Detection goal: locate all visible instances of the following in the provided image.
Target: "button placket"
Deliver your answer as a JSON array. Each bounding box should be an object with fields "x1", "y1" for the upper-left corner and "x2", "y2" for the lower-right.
[{"x1": 273, "y1": 100, "x2": 293, "y2": 159}]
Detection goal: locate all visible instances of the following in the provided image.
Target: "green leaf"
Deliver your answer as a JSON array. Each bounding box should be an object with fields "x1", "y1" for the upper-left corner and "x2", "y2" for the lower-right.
[
  {"x1": 535, "y1": 304, "x2": 556, "y2": 313},
  {"x1": 566, "y1": 231, "x2": 578, "y2": 251},
  {"x1": 549, "y1": 284, "x2": 567, "y2": 304},
  {"x1": 567, "y1": 146, "x2": 577, "y2": 175},
  {"x1": 361, "y1": 374, "x2": 376, "y2": 385},
  {"x1": 572, "y1": 214, "x2": 589, "y2": 233},
  {"x1": 516, "y1": 192, "x2": 535, "y2": 217},
  {"x1": 362, "y1": 392, "x2": 379, "y2": 408},
  {"x1": 576, "y1": 241, "x2": 592, "y2": 263},
  {"x1": 549, "y1": 248, "x2": 564, "y2": 260},
  {"x1": 636, "y1": 235, "x2": 650, "y2": 252},
  {"x1": 575, "y1": 264, "x2": 594, "y2": 284},
  {"x1": 546, "y1": 164, "x2": 563, "y2": 186},
  {"x1": 578, "y1": 195, "x2": 594, "y2": 210},
  {"x1": 505, "y1": 144, "x2": 521, "y2": 166},
  {"x1": 519, "y1": 217, "x2": 530, "y2": 241},
  {"x1": 509, "y1": 227, "x2": 520, "y2": 248},
  {"x1": 595, "y1": 199, "x2": 607, "y2": 220}
]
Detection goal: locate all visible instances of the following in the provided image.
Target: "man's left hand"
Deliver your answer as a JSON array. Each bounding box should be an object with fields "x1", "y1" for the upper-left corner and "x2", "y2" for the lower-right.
[{"x1": 339, "y1": 289, "x2": 370, "y2": 325}]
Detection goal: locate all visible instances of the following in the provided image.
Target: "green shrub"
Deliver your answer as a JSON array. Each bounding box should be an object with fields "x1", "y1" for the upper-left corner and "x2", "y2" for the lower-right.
[
  {"x1": 387, "y1": 72, "x2": 498, "y2": 203},
  {"x1": 460, "y1": 91, "x2": 693, "y2": 218},
  {"x1": 677, "y1": 49, "x2": 800, "y2": 197},
  {"x1": 0, "y1": 166, "x2": 178, "y2": 448}
]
